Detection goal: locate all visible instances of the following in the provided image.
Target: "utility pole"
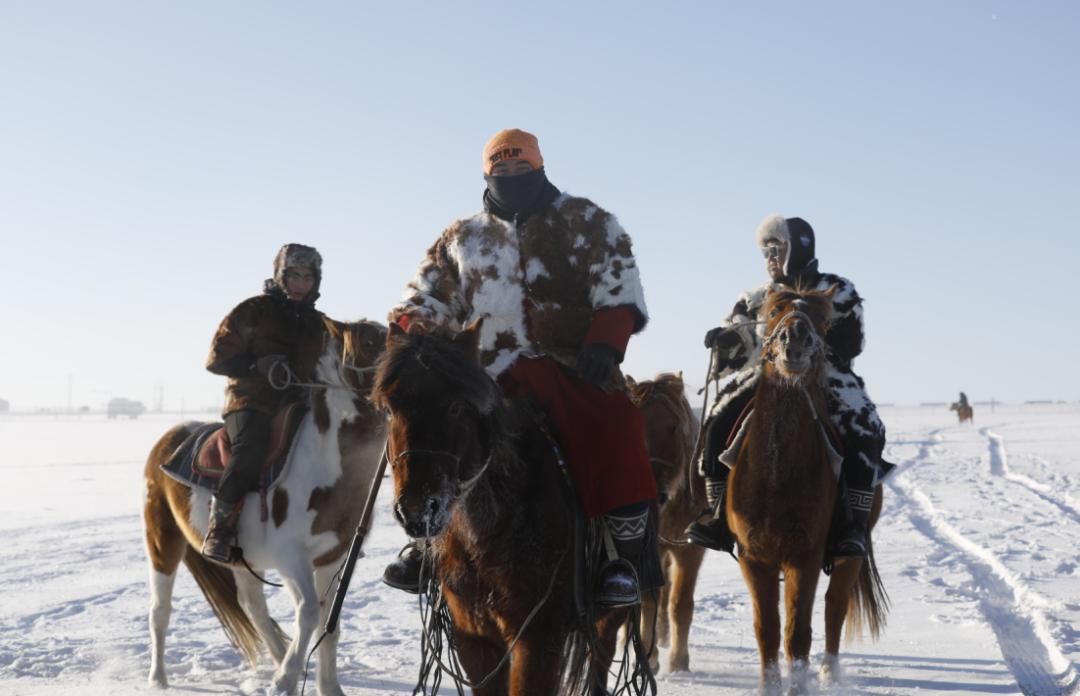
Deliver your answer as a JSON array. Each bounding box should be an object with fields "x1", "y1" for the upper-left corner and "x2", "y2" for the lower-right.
[{"x1": 67, "y1": 374, "x2": 73, "y2": 414}]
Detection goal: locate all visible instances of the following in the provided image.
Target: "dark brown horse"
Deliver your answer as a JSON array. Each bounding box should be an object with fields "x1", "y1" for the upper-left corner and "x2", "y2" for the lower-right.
[
  {"x1": 626, "y1": 372, "x2": 705, "y2": 674},
  {"x1": 373, "y1": 321, "x2": 633, "y2": 696},
  {"x1": 950, "y1": 401, "x2": 974, "y2": 424},
  {"x1": 727, "y1": 287, "x2": 887, "y2": 694}
]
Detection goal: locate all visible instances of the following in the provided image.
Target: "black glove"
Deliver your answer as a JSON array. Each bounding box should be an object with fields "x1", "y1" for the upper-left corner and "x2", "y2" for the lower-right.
[
  {"x1": 254, "y1": 354, "x2": 287, "y2": 377},
  {"x1": 703, "y1": 326, "x2": 742, "y2": 351},
  {"x1": 577, "y1": 343, "x2": 621, "y2": 387}
]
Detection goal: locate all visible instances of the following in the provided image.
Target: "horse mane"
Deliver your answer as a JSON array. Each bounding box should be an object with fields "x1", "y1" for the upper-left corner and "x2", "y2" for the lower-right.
[
  {"x1": 374, "y1": 329, "x2": 497, "y2": 412},
  {"x1": 373, "y1": 329, "x2": 522, "y2": 479},
  {"x1": 626, "y1": 371, "x2": 683, "y2": 407}
]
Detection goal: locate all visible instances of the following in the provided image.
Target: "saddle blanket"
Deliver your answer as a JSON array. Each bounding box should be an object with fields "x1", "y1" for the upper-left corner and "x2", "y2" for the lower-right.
[{"x1": 161, "y1": 403, "x2": 308, "y2": 494}]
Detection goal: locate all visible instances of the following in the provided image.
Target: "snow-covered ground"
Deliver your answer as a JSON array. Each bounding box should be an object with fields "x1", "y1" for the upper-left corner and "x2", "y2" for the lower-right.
[{"x1": 1, "y1": 404, "x2": 1078, "y2": 695}]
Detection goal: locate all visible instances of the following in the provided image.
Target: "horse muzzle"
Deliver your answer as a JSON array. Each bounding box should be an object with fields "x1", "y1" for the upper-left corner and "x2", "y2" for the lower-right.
[{"x1": 394, "y1": 495, "x2": 450, "y2": 538}]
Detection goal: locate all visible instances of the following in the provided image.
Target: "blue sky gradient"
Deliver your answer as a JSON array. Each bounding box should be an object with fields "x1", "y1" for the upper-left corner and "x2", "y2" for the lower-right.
[{"x1": 2, "y1": 1, "x2": 1078, "y2": 410}]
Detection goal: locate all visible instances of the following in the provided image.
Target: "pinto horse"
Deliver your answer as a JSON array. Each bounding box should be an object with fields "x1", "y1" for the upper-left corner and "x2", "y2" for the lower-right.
[
  {"x1": 626, "y1": 372, "x2": 705, "y2": 674},
  {"x1": 142, "y1": 319, "x2": 387, "y2": 696},
  {"x1": 950, "y1": 401, "x2": 974, "y2": 424},
  {"x1": 727, "y1": 287, "x2": 888, "y2": 695},
  {"x1": 373, "y1": 321, "x2": 636, "y2": 696}
]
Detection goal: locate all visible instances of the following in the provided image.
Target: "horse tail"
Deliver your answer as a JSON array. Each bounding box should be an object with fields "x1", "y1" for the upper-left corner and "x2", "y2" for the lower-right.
[
  {"x1": 182, "y1": 547, "x2": 267, "y2": 666},
  {"x1": 847, "y1": 534, "x2": 890, "y2": 641}
]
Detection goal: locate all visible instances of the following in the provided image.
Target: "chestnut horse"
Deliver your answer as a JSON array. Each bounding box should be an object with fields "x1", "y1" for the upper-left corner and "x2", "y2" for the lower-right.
[
  {"x1": 626, "y1": 372, "x2": 705, "y2": 674},
  {"x1": 142, "y1": 319, "x2": 386, "y2": 696},
  {"x1": 950, "y1": 401, "x2": 974, "y2": 424},
  {"x1": 727, "y1": 287, "x2": 887, "y2": 695},
  {"x1": 373, "y1": 321, "x2": 638, "y2": 696}
]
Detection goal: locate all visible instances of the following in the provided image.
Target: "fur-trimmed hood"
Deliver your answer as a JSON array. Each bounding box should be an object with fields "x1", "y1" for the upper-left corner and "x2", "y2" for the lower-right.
[
  {"x1": 755, "y1": 214, "x2": 816, "y2": 278},
  {"x1": 267, "y1": 243, "x2": 322, "y2": 303}
]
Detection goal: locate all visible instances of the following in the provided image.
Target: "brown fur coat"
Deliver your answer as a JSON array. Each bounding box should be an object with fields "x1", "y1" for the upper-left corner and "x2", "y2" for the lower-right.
[{"x1": 391, "y1": 193, "x2": 648, "y2": 376}]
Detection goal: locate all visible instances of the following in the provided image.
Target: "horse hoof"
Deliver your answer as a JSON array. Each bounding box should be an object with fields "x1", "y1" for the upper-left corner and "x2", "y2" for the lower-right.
[
  {"x1": 316, "y1": 684, "x2": 345, "y2": 696},
  {"x1": 819, "y1": 654, "x2": 842, "y2": 688},
  {"x1": 272, "y1": 669, "x2": 298, "y2": 695},
  {"x1": 667, "y1": 653, "x2": 690, "y2": 673},
  {"x1": 147, "y1": 671, "x2": 168, "y2": 689}
]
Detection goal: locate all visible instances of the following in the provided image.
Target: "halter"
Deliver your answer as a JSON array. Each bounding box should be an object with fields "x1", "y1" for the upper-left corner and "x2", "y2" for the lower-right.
[
  {"x1": 761, "y1": 308, "x2": 825, "y2": 364},
  {"x1": 388, "y1": 446, "x2": 493, "y2": 496}
]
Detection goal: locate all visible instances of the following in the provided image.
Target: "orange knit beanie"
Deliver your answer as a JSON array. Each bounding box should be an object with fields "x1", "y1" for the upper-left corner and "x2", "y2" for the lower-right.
[{"x1": 482, "y1": 128, "x2": 543, "y2": 174}]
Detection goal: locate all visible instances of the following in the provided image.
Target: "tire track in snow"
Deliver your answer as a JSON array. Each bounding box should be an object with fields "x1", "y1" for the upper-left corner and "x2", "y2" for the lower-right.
[
  {"x1": 983, "y1": 429, "x2": 1080, "y2": 526},
  {"x1": 889, "y1": 441, "x2": 1080, "y2": 695}
]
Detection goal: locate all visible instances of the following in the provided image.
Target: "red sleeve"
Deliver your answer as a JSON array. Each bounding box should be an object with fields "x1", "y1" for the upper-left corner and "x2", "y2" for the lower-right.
[{"x1": 584, "y1": 306, "x2": 636, "y2": 358}]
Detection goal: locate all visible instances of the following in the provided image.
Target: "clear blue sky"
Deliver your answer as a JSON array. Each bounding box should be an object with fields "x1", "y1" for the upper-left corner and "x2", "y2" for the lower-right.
[{"x1": 2, "y1": 1, "x2": 1077, "y2": 411}]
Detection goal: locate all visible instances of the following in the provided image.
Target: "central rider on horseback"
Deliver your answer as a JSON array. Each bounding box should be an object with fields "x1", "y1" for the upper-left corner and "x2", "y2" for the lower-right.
[
  {"x1": 382, "y1": 128, "x2": 661, "y2": 607},
  {"x1": 202, "y1": 243, "x2": 326, "y2": 562},
  {"x1": 686, "y1": 215, "x2": 889, "y2": 559}
]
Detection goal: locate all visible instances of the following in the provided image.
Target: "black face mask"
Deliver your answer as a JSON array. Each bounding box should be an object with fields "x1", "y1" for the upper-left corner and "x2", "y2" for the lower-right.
[{"x1": 483, "y1": 168, "x2": 549, "y2": 219}]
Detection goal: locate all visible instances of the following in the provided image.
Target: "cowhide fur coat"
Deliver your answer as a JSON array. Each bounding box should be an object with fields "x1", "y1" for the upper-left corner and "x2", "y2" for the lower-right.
[
  {"x1": 706, "y1": 272, "x2": 889, "y2": 483},
  {"x1": 391, "y1": 193, "x2": 648, "y2": 379}
]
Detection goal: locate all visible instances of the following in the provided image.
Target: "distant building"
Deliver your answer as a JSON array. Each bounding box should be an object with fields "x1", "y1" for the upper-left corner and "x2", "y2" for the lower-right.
[{"x1": 107, "y1": 397, "x2": 147, "y2": 419}]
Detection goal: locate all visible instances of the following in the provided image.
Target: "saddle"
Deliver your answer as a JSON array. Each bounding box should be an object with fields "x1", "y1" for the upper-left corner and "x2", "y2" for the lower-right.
[{"x1": 161, "y1": 402, "x2": 308, "y2": 519}]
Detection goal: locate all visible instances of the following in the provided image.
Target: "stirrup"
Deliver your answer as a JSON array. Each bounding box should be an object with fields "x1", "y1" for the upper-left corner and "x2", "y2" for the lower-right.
[
  {"x1": 382, "y1": 542, "x2": 428, "y2": 594},
  {"x1": 685, "y1": 517, "x2": 736, "y2": 558},
  {"x1": 833, "y1": 527, "x2": 868, "y2": 559},
  {"x1": 597, "y1": 559, "x2": 640, "y2": 608}
]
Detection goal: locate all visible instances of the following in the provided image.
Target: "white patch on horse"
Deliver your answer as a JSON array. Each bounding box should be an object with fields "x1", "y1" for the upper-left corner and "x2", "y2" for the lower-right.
[{"x1": 525, "y1": 258, "x2": 549, "y2": 283}]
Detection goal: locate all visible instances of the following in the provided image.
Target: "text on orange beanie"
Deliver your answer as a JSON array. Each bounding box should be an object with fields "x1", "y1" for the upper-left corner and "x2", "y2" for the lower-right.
[{"x1": 482, "y1": 128, "x2": 543, "y2": 174}]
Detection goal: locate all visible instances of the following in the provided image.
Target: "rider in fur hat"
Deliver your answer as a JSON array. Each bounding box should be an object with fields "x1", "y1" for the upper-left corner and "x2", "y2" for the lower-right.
[
  {"x1": 201, "y1": 243, "x2": 327, "y2": 562},
  {"x1": 686, "y1": 215, "x2": 891, "y2": 560}
]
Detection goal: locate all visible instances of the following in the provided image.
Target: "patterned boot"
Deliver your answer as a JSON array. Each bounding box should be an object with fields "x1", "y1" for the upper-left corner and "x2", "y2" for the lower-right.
[
  {"x1": 834, "y1": 487, "x2": 873, "y2": 558},
  {"x1": 598, "y1": 507, "x2": 650, "y2": 608},
  {"x1": 684, "y1": 477, "x2": 736, "y2": 555}
]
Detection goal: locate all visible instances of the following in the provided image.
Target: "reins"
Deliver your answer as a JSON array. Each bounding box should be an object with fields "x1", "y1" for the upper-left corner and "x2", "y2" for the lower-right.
[{"x1": 267, "y1": 359, "x2": 376, "y2": 393}]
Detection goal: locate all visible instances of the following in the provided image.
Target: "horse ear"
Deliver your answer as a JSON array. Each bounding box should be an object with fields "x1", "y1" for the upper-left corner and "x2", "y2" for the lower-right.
[
  {"x1": 454, "y1": 318, "x2": 484, "y2": 355},
  {"x1": 624, "y1": 374, "x2": 637, "y2": 388},
  {"x1": 388, "y1": 321, "x2": 407, "y2": 344}
]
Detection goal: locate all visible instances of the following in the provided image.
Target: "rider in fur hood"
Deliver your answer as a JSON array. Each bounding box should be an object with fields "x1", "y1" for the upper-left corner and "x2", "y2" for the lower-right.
[
  {"x1": 686, "y1": 215, "x2": 890, "y2": 560},
  {"x1": 200, "y1": 243, "x2": 327, "y2": 562},
  {"x1": 382, "y1": 129, "x2": 660, "y2": 608}
]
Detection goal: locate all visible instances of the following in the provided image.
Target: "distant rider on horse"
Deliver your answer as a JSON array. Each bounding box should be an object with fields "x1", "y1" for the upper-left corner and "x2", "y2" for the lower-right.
[
  {"x1": 686, "y1": 215, "x2": 889, "y2": 559},
  {"x1": 202, "y1": 244, "x2": 326, "y2": 562},
  {"x1": 382, "y1": 128, "x2": 661, "y2": 607}
]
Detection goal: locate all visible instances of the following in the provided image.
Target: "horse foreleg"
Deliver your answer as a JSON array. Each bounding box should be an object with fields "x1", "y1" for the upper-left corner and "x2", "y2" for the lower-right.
[
  {"x1": 313, "y1": 562, "x2": 344, "y2": 696},
  {"x1": 452, "y1": 631, "x2": 508, "y2": 696},
  {"x1": 274, "y1": 557, "x2": 320, "y2": 695},
  {"x1": 667, "y1": 544, "x2": 704, "y2": 673},
  {"x1": 820, "y1": 557, "x2": 863, "y2": 687},
  {"x1": 782, "y1": 560, "x2": 822, "y2": 695},
  {"x1": 740, "y1": 557, "x2": 782, "y2": 695},
  {"x1": 235, "y1": 571, "x2": 288, "y2": 667},
  {"x1": 509, "y1": 636, "x2": 562, "y2": 696}
]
